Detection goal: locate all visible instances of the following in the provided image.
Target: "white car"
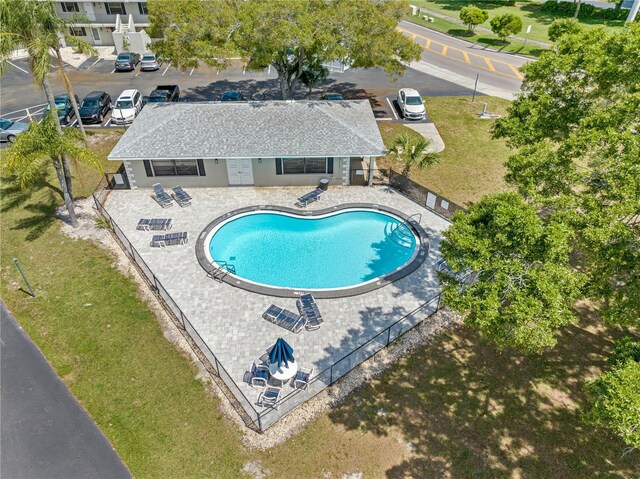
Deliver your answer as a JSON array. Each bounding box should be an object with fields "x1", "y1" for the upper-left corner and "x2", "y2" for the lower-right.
[
  {"x1": 140, "y1": 52, "x2": 162, "y2": 71},
  {"x1": 397, "y1": 88, "x2": 426, "y2": 120},
  {"x1": 112, "y1": 89, "x2": 143, "y2": 125}
]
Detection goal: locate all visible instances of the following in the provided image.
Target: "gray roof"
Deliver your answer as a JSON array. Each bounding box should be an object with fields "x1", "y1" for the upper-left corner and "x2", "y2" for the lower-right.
[{"x1": 108, "y1": 100, "x2": 386, "y2": 160}]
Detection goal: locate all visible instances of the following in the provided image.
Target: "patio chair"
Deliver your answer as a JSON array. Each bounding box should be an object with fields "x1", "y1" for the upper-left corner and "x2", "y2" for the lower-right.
[
  {"x1": 172, "y1": 185, "x2": 192, "y2": 207},
  {"x1": 295, "y1": 189, "x2": 323, "y2": 208},
  {"x1": 249, "y1": 362, "x2": 270, "y2": 388},
  {"x1": 262, "y1": 304, "x2": 306, "y2": 334},
  {"x1": 292, "y1": 367, "x2": 314, "y2": 390},
  {"x1": 152, "y1": 183, "x2": 174, "y2": 208},
  {"x1": 296, "y1": 293, "x2": 324, "y2": 331},
  {"x1": 257, "y1": 386, "x2": 282, "y2": 409},
  {"x1": 136, "y1": 218, "x2": 151, "y2": 231}
]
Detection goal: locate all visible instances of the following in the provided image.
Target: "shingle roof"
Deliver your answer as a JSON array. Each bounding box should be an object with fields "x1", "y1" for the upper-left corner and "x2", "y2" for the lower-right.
[{"x1": 107, "y1": 100, "x2": 386, "y2": 160}]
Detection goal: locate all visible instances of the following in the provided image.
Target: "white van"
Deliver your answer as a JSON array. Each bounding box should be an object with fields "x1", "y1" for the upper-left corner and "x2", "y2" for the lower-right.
[{"x1": 112, "y1": 89, "x2": 143, "y2": 125}]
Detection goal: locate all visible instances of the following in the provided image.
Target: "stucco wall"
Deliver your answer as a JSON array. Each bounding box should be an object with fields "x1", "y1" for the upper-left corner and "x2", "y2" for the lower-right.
[{"x1": 123, "y1": 157, "x2": 369, "y2": 188}]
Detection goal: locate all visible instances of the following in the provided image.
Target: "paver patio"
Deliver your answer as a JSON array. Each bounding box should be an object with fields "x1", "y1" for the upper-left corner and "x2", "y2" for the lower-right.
[{"x1": 103, "y1": 185, "x2": 450, "y2": 429}]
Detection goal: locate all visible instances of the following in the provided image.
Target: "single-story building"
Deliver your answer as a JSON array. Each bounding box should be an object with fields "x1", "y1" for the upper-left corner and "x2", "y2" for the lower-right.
[{"x1": 107, "y1": 100, "x2": 387, "y2": 189}]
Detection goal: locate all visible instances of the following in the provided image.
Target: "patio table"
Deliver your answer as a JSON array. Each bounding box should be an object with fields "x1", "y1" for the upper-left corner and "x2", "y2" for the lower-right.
[{"x1": 268, "y1": 359, "x2": 298, "y2": 382}]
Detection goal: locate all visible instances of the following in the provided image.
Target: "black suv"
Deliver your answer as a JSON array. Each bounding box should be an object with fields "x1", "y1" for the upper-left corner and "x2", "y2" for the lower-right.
[
  {"x1": 115, "y1": 52, "x2": 141, "y2": 71},
  {"x1": 79, "y1": 91, "x2": 112, "y2": 124}
]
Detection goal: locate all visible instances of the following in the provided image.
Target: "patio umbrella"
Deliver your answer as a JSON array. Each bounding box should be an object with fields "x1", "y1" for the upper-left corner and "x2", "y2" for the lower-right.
[{"x1": 269, "y1": 337, "x2": 295, "y2": 368}]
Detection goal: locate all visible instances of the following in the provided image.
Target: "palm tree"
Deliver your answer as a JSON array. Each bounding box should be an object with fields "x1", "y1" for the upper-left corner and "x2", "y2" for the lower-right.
[
  {"x1": 3, "y1": 114, "x2": 103, "y2": 227},
  {"x1": 388, "y1": 133, "x2": 439, "y2": 177}
]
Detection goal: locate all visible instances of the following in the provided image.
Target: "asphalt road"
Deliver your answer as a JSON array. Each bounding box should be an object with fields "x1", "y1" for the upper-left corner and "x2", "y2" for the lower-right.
[
  {"x1": 399, "y1": 20, "x2": 529, "y2": 94},
  {"x1": 1, "y1": 301, "x2": 130, "y2": 479}
]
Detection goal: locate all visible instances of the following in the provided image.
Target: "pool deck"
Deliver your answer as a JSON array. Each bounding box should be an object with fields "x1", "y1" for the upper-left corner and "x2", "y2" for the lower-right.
[{"x1": 103, "y1": 185, "x2": 450, "y2": 428}]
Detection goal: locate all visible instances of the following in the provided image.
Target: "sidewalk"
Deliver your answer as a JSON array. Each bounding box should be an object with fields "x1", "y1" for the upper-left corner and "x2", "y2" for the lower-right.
[
  {"x1": 57, "y1": 46, "x2": 117, "y2": 68},
  {"x1": 409, "y1": 60, "x2": 517, "y2": 101},
  {"x1": 405, "y1": 122, "x2": 446, "y2": 153}
]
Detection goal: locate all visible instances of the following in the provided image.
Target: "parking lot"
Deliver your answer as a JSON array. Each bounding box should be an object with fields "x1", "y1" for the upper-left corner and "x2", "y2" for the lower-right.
[{"x1": 1, "y1": 53, "x2": 477, "y2": 135}]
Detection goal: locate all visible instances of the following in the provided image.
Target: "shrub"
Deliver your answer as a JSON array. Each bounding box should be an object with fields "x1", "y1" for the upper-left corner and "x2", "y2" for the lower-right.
[
  {"x1": 489, "y1": 13, "x2": 523, "y2": 41},
  {"x1": 548, "y1": 18, "x2": 583, "y2": 42},
  {"x1": 460, "y1": 4, "x2": 489, "y2": 33}
]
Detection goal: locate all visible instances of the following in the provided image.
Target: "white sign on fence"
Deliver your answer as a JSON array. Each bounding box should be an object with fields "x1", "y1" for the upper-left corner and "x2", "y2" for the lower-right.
[{"x1": 426, "y1": 192, "x2": 437, "y2": 209}]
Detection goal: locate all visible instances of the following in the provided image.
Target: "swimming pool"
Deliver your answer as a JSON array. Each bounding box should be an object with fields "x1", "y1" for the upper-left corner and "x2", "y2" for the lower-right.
[{"x1": 202, "y1": 207, "x2": 425, "y2": 294}]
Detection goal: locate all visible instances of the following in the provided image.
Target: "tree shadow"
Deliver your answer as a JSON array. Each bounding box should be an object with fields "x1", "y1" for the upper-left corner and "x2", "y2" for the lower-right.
[
  {"x1": 328, "y1": 314, "x2": 638, "y2": 478},
  {"x1": 429, "y1": 1, "x2": 508, "y2": 12},
  {"x1": 0, "y1": 176, "x2": 62, "y2": 213},
  {"x1": 10, "y1": 192, "x2": 58, "y2": 241}
]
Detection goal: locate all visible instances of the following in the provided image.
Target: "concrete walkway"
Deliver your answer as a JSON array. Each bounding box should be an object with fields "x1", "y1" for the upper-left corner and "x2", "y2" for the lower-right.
[
  {"x1": 1, "y1": 301, "x2": 130, "y2": 479},
  {"x1": 405, "y1": 122, "x2": 445, "y2": 153}
]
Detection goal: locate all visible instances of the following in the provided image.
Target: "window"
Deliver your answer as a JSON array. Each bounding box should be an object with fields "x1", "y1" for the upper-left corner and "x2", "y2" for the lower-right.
[
  {"x1": 138, "y1": 2, "x2": 148, "y2": 15},
  {"x1": 61, "y1": 2, "x2": 79, "y2": 12},
  {"x1": 278, "y1": 158, "x2": 334, "y2": 175},
  {"x1": 150, "y1": 160, "x2": 200, "y2": 176},
  {"x1": 105, "y1": 2, "x2": 126, "y2": 15},
  {"x1": 69, "y1": 27, "x2": 87, "y2": 36}
]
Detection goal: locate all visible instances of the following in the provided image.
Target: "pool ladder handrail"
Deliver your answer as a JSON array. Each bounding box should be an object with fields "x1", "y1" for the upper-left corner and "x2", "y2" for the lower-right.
[
  {"x1": 208, "y1": 260, "x2": 236, "y2": 282},
  {"x1": 387, "y1": 213, "x2": 421, "y2": 247}
]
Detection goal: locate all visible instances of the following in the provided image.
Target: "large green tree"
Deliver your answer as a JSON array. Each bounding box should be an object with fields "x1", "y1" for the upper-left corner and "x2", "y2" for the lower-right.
[
  {"x1": 493, "y1": 24, "x2": 640, "y2": 327},
  {"x1": 439, "y1": 193, "x2": 583, "y2": 354},
  {"x1": 148, "y1": 0, "x2": 422, "y2": 99},
  {"x1": 489, "y1": 13, "x2": 523, "y2": 42},
  {"x1": 459, "y1": 4, "x2": 489, "y2": 34}
]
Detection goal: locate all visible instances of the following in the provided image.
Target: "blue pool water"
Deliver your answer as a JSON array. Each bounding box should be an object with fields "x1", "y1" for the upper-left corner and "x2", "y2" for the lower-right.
[{"x1": 208, "y1": 210, "x2": 417, "y2": 290}]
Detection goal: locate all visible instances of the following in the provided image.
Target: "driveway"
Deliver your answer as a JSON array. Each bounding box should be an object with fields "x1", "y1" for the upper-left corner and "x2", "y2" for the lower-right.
[{"x1": 0, "y1": 301, "x2": 130, "y2": 479}]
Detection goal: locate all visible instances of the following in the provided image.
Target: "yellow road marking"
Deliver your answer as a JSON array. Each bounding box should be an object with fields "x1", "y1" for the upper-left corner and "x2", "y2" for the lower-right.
[
  {"x1": 508, "y1": 64, "x2": 524, "y2": 80},
  {"x1": 399, "y1": 27, "x2": 524, "y2": 81},
  {"x1": 484, "y1": 57, "x2": 496, "y2": 72}
]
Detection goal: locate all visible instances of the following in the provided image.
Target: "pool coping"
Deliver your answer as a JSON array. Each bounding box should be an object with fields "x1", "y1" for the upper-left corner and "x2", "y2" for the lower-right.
[{"x1": 195, "y1": 203, "x2": 430, "y2": 299}]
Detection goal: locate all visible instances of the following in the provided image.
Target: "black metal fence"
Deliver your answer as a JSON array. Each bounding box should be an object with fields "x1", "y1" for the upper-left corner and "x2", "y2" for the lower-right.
[
  {"x1": 91, "y1": 173, "x2": 459, "y2": 432},
  {"x1": 351, "y1": 169, "x2": 467, "y2": 220}
]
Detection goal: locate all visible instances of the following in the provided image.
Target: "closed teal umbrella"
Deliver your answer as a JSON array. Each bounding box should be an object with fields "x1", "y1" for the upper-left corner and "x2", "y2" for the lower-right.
[{"x1": 269, "y1": 337, "x2": 295, "y2": 368}]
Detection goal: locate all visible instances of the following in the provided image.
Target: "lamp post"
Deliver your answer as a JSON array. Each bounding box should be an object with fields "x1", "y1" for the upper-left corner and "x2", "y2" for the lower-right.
[{"x1": 12, "y1": 257, "x2": 35, "y2": 298}]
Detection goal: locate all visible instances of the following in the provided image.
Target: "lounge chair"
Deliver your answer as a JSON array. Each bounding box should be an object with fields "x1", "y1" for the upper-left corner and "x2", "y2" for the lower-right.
[
  {"x1": 262, "y1": 304, "x2": 306, "y2": 334},
  {"x1": 296, "y1": 293, "x2": 324, "y2": 331},
  {"x1": 152, "y1": 183, "x2": 174, "y2": 208},
  {"x1": 249, "y1": 362, "x2": 270, "y2": 388},
  {"x1": 137, "y1": 218, "x2": 172, "y2": 231},
  {"x1": 292, "y1": 367, "x2": 314, "y2": 390},
  {"x1": 257, "y1": 386, "x2": 282, "y2": 409},
  {"x1": 296, "y1": 189, "x2": 323, "y2": 207},
  {"x1": 172, "y1": 185, "x2": 192, "y2": 207},
  {"x1": 150, "y1": 231, "x2": 188, "y2": 247}
]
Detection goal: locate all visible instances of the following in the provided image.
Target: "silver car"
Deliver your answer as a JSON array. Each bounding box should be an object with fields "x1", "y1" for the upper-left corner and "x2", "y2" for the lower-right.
[
  {"x1": 140, "y1": 52, "x2": 162, "y2": 71},
  {"x1": 0, "y1": 117, "x2": 29, "y2": 142}
]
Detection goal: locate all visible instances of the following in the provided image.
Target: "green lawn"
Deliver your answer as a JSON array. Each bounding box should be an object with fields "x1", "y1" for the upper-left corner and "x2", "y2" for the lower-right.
[
  {"x1": 409, "y1": 0, "x2": 627, "y2": 54},
  {"x1": 378, "y1": 96, "x2": 513, "y2": 206},
  {"x1": 1, "y1": 117, "x2": 636, "y2": 478}
]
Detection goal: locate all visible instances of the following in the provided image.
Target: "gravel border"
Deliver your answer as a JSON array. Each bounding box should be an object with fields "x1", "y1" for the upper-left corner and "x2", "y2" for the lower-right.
[{"x1": 59, "y1": 198, "x2": 462, "y2": 449}]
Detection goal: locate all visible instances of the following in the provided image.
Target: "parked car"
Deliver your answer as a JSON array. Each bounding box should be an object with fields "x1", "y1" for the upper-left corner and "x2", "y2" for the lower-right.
[
  {"x1": 114, "y1": 52, "x2": 141, "y2": 72},
  {"x1": 397, "y1": 88, "x2": 426, "y2": 120},
  {"x1": 111, "y1": 89, "x2": 144, "y2": 125},
  {"x1": 220, "y1": 90, "x2": 245, "y2": 102},
  {"x1": 140, "y1": 52, "x2": 162, "y2": 71},
  {"x1": 145, "y1": 85, "x2": 180, "y2": 103},
  {"x1": 45, "y1": 94, "x2": 79, "y2": 125},
  {"x1": 0, "y1": 118, "x2": 29, "y2": 142},
  {"x1": 79, "y1": 91, "x2": 112, "y2": 124},
  {"x1": 320, "y1": 93, "x2": 344, "y2": 100}
]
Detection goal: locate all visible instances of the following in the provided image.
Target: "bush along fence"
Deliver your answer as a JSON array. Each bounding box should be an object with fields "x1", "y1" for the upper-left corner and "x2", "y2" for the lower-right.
[{"x1": 92, "y1": 172, "x2": 460, "y2": 432}]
